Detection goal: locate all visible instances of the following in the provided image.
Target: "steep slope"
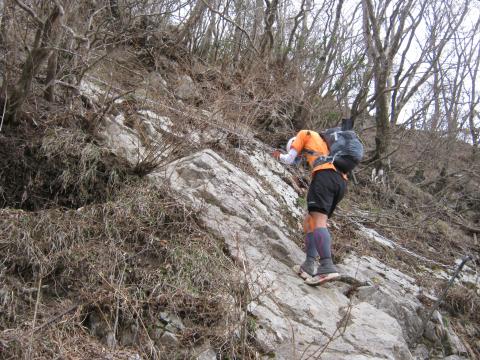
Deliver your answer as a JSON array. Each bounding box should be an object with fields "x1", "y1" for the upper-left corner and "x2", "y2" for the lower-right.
[
  {"x1": 1, "y1": 53, "x2": 478, "y2": 359},
  {"x1": 159, "y1": 148, "x2": 414, "y2": 359},
  {"x1": 97, "y1": 84, "x2": 477, "y2": 359}
]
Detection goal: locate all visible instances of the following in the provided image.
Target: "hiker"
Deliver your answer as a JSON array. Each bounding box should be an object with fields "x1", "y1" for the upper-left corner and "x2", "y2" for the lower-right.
[{"x1": 272, "y1": 130, "x2": 347, "y2": 285}]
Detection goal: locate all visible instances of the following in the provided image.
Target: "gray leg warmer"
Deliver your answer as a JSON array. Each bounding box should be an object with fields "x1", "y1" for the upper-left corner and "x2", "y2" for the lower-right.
[
  {"x1": 312, "y1": 227, "x2": 337, "y2": 274},
  {"x1": 301, "y1": 232, "x2": 318, "y2": 275}
]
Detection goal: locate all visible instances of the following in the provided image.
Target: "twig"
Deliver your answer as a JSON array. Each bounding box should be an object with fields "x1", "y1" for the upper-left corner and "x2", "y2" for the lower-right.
[
  {"x1": 83, "y1": 74, "x2": 265, "y2": 150},
  {"x1": 26, "y1": 275, "x2": 43, "y2": 359},
  {"x1": 0, "y1": 92, "x2": 6, "y2": 132},
  {"x1": 300, "y1": 262, "x2": 363, "y2": 360},
  {"x1": 300, "y1": 301, "x2": 354, "y2": 360},
  {"x1": 12, "y1": 0, "x2": 43, "y2": 26},
  {"x1": 418, "y1": 171, "x2": 461, "y2": 188},
  {"x1": 199, "y1": 0, "x2": 261, "y2": 57},
  {"x1": 113, "y1": 263, "x2": 126, "y2": 350},
  {"x1": 33, "y1": 304, "x2": 79, "y2": 332},
  {"x1": 31, "y1": 276, "x2": 42, "y2": 330},
  {"x1": 450, "y1": 219, "x2": 480, "y2": 234},
  {"x1": 417, "y1": 255, "x2": 472, "y2": 340}
]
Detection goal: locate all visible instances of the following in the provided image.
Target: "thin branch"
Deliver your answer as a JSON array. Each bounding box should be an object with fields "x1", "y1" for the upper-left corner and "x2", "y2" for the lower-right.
[
  {"x1": 33, "y1": 304, "x2": 79, "y2": 332},
  {"x1": 13, "y1": 0, "x2": 43, "y2": 26},
  {"x1": 357, "y1": 145, "x2": 401, "y2": 172},
  {"x1": 199, "y1": 0, "x2": 260, "y2": 56},
  {"x1": 0, "y1": 91, "x2": 6, "y2": 132},
  {"x1": 416, "y1": 256, "x2": 473, "y2": 342}
]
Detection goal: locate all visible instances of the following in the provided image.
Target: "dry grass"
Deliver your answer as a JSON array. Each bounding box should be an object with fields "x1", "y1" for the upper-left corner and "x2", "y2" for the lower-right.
[
  {"x1": 0, "y1": 120, "x2": 129, "y2": 211},
  {"x1": 0, "y1": 181, "x2": 257, "y2": 359},
  {"x1": 444, "y1": 285, "x2": 480, "y2": 323}
]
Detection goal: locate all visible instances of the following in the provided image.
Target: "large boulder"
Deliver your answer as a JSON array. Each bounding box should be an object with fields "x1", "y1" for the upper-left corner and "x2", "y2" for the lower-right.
[
  {"x1": 153, "y1": 149, "x2": 414, "y2": 359},
  {"x1": 135, "y1": 72, "x2": 169, "y2": 100}
]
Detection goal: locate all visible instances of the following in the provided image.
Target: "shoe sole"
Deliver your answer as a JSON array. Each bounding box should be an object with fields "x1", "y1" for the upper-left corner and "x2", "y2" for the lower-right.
[
  {"x1": 305, "y1": 273, "x2": 340, "y2": 286},
  {"x1": 292, "y1": 265, "x2": 312, "y2": 280}
]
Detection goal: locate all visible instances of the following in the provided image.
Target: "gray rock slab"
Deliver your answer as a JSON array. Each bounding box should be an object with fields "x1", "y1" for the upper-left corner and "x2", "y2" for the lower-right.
[
  {"x1": 412, "y1": 344, "x2": 430, "y2": 360},
  {"x1": 101, "y1": 115, "x2": 146, "y2": 165},
  {"x1": 157, "y1": 149, "x2": 415, "y2": 359},
  {"x1": 339, "y1": 255, "x2": 424, "y2": 344},
  {"x1": 196, "y1": 348, "x2": 217, "y2": 360},
  {"x1": 159, "y1": 311, "x2": 185, "y2": 332}
]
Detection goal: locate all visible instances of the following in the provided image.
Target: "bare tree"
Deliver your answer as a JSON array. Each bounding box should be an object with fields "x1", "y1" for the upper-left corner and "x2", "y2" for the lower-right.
[
  {"x1": 390, "y1": 0, "x2": 469, "y2": 127},
  {"x1": 0, "y1": 0, "x2": 14, "y2": 96},
  {"x1": 281, "y1": 0, "x2": 307, "y2": 65},
  {"x1": 251, "y1": 0, "x2": 263, "y2": 47},
  {"x1": 176, "y1": 0, "x2": 208, "y2": 45},
  {"x1": 465, "y1": 21, "x2": 480, "y2": 162},
  {"x1": 44, "y1": 49, "x2": 58, "y2": 102},
  {"x1": 5, "y1": 1, "x2": 64, "y2": 123},
  {"x1": 361, "y1": 0, "x2": 416, "y2": 171},
  {"x1": 232, "y1": 0, "x2": 245, "y2": 66},
  {"x1": 198, "y1": 0, "x2": 218, "y2": 59},
  {"x1": 307, "y1": 0, "x2": 344, "y2": 97},
  {"x1": 259, "y1": 0, "x2": 278, "y2": 58},
  {"x1": 109, "y1": 0, "x2": 121, "y2": 20}
]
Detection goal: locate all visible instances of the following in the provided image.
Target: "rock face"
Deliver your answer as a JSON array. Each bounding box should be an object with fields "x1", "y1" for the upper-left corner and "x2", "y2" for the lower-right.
[
  {"x1": 339, "y1": 255, "x2": 424, "y2": 345},
  {"x1": 84, "y1": 73, "x2": 473, "y2": 359},
  {"x1": 156, "y1": 149, "x2": 415, "y2": 359},
  {"x1": 101, "y1": 114, "x2": 145, "y2": 164}
]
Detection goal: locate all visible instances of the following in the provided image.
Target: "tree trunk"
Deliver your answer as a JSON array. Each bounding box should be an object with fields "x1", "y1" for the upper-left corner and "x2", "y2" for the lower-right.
[
  {"x1": 5, "y1": 4, "x2": 63, "y2": 123},
  {"x1": 252, "y1": 0, "x2": 263, "y2": 48},
  {"x1": 176, "y1": 0, "x2": 208, "y2": 45},
  {"x1": 232, "y1": 0, "x2": 244, "y2": 67},
  {"x1": 282, "y1": 0, "x2": 306, "y2": 65},
  {"x1": 0, "y1": 0, "x2": 14, "y2": 96},
  {"x1": 0, "y1": 0, "x2": 11, "y2": 49},
  {"x1": 373, "y1": 60, "x2": 391, "y2": 170},
  {"x1": 468, "y1": 29, "x2": 480, "y2": 163},
  {"x1": 44, "y1": 50, "x2": 58, "y2": 102},
  {"x1": 109, "y1": 0, "x2": 120, "y2": 19},
  {"x1": 294, "y1": 0, "x2": 311, "y2": 58},
  {"x1": 198, "y1": 0, "x2": 217, "y2": 60},
  {"x1": 259, "y1": 0, "x2": 278, "y2": 58}
]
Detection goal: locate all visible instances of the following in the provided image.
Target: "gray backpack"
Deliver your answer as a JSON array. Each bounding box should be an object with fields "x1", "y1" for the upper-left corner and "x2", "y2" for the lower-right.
[{"x1": 317, "y1": 124, "x2": 364, "y2": 173}]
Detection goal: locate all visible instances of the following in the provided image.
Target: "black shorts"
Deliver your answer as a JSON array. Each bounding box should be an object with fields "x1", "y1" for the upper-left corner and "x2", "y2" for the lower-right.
[{"x1": 307, "y1": 170, "x2": 346, "y2": 217}]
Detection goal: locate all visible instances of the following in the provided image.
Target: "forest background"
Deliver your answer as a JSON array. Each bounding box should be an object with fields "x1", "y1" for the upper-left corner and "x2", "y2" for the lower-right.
[{"x1": 0, "y1": 0, "x2": 479, "y2": 358}]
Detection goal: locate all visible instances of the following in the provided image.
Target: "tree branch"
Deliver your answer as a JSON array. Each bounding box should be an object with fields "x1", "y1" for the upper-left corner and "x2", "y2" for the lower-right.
[
  {"x1": 13, "y1": 0, "x2": 43, "y2": 27},
  {"x1": 199, "y1": 0, "x2": 260, "y2": 56}
]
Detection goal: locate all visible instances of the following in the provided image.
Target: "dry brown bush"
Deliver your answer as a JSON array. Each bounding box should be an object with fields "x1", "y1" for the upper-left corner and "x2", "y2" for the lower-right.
[
  {"x1": 443, "y1": 285, "x2": 480, "y2": 323},
  {"x1": 0, "y1": 181, "x2": 257, "y2": 359},
  {"x1": 0, "y1": 121, "x2": 129, "y2": 210}
]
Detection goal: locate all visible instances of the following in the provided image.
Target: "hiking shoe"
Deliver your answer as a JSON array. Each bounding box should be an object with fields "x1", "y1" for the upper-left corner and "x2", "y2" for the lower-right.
[
  {"x1": 304, "y1": 272, "x2": 340, "y2": 286},
  {"x1": 292, "y1": 265, "x2": 313, "y2": 280}
]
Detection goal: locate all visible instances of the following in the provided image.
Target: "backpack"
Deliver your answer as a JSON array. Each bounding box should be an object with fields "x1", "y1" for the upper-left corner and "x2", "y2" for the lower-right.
[{"x1": 316, "y1": 121, "x2": 364, "y2": 173}]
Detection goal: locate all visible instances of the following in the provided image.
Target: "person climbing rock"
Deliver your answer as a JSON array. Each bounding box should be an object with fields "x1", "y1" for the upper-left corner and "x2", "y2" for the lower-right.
[{"x1": 272, "y1": 129, "x2": 347, "y2": 286}]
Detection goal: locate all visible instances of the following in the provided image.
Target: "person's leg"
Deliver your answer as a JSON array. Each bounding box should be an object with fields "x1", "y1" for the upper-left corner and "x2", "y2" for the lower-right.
[
  {"x1": 306, "y1": 171, "x2": 346, "y2": 276},
  {"x1": 300, "y1": 214, "x2": 317, "y2": 275},
  {"x1": 310, "y1": 212, "x2": 337, "y2": 274}
]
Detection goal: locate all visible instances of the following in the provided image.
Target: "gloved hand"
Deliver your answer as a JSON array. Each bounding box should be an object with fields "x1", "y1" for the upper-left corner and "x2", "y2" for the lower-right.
[{"x1": 272, "y1": 150, "x2": 281, "y2": 160}]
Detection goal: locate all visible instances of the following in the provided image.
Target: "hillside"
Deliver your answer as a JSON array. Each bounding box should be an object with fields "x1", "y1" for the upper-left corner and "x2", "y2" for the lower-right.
[{"x1": 1, "y1": 17, "x2": 480, "y2": 360}]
